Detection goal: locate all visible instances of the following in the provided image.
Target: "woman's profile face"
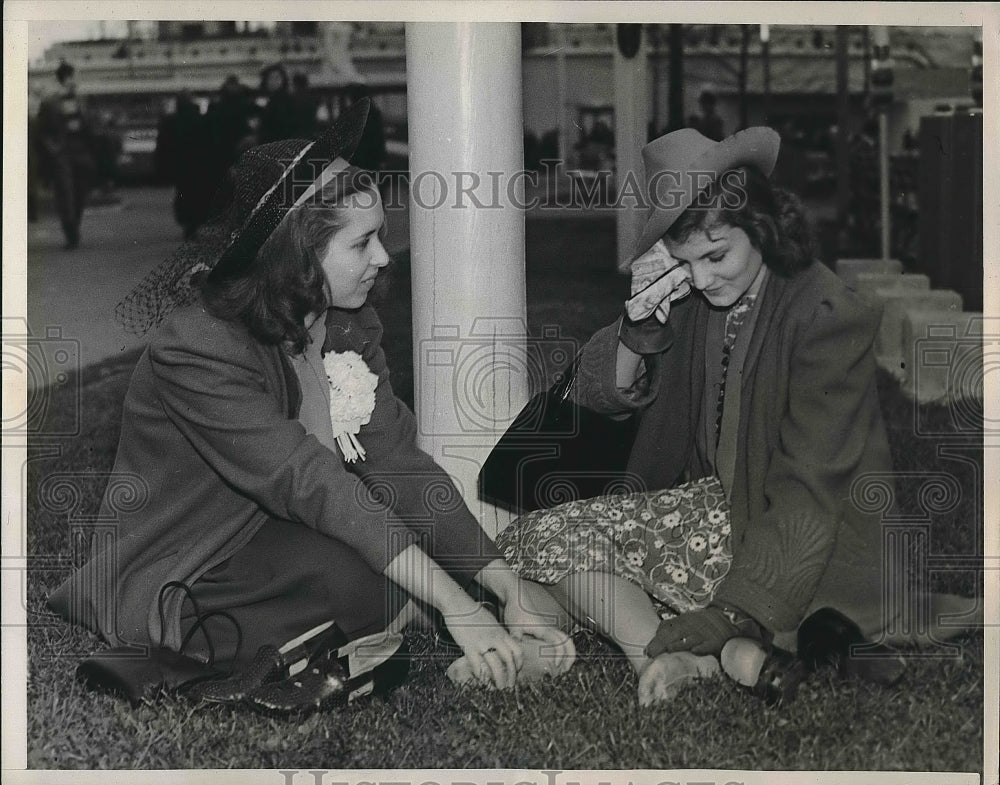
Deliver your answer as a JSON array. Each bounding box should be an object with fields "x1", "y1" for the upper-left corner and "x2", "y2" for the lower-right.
[
  {"x1": 319, "y1": 189, "x2": 389, "y2": 310},
  {"x1": 664, "y1": 223, "x2": 763, "y2": 308}
]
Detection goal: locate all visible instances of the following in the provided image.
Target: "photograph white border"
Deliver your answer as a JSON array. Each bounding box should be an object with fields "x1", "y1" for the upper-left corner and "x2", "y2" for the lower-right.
[{"x1": 3, "y1": 2, "x2": 998, "y2": 783}]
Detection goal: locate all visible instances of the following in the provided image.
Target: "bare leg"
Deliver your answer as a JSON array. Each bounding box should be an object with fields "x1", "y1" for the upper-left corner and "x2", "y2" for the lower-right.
[
  {"x1": 551, "y1": 570, "x2": 661, "y2": 671},
  {"x1": 503, "y1": 578, "x2": 575, "y2": 633},
  {"x1": 551, "y1": 570, "x2": 719, "y2": 705}
]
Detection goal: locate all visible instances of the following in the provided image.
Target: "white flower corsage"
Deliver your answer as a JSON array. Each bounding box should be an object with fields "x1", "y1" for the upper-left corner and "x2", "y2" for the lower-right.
[{"x1": 322, "y1": 350, "x2": 378, "y2": 463}]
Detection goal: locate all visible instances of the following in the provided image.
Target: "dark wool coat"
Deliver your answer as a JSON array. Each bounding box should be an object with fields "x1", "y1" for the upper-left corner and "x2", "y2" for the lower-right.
[
  {"x1": 576, "y1": 260, "x2": 897, "y2": 639},
  {"x1": 48, "y1": 303, "x2": 501, "y2": 651}
]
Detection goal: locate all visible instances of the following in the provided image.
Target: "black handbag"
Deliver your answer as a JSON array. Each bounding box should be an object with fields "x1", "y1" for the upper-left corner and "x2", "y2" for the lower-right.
[
  {"x1": 478, "y1": 356, "x2": 642, "y2": 514},
  {"x1": 75, "y1": 582, "x2": 234, "y2": 705}
]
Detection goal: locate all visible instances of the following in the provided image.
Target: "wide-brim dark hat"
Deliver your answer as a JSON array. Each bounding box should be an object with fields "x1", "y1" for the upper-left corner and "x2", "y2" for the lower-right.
[
  {"x1": 115, "y1": 98, "x2": 371, "y2": 334},
  {"x1": 632, "y1": 126, "x2": 780, "y2": 261}
]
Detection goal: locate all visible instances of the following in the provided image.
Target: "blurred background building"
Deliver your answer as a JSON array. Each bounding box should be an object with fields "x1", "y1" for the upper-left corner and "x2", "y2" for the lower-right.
[
  {"x1": 28, "y1": 21, "x2": 408, "y2": 180},
  {"x1": 27, "y1": 21, "x2": 982, "y2": 277},
  {"x1": 28, "y1": 22, "x2": 977, "y2": 181}
]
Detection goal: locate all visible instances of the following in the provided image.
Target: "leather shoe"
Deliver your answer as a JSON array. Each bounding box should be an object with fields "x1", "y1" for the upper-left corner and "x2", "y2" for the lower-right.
[
  {"x1": 721, "y1": 637, "x2": 808, "y2": 706},
  {"x1": 797, "y1": 608, "x2": 906, "y2": 687}
]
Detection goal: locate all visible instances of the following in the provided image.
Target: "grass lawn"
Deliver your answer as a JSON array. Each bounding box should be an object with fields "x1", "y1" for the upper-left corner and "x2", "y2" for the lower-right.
[{"x1": 24, "y1": 217, "x2": 984, "y2": 770}]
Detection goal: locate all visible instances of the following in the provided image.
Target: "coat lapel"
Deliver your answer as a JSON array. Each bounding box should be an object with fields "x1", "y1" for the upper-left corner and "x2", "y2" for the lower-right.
[
  {"x1": 276, "y1": 346, "x2": 302, "y2": 419},
  {"x1": 688, "y1": 298, "x2": 709, "y2": 441},
  {"x1": 741, "y1": 268, "x2": 789, "y2": 391}
]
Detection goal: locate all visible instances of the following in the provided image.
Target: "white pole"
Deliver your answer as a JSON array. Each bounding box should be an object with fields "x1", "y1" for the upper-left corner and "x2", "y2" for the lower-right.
[
  {"x1": 614, "y1": 26, "x2": 649, "y2": 270},
  {"x1": 405, "y1": 23, "x2": 527, "y2": 539}
]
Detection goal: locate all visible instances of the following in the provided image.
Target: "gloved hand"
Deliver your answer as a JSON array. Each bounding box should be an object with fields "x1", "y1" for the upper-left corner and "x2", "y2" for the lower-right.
[
  {"x1": 618, "y1": 240, "x2": 691, "y2": 355},
  {"x1": 645, "y1": 606, "x2": 762, "y2": 657}
]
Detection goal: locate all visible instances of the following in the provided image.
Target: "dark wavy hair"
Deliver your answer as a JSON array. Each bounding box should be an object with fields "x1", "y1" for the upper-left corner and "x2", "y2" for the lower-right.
[
  {"x1": 665, "y1": 164, "x2": 816, "y2": 276},
  {"x1": 199, "y1": 166, "x2": 382, "y2": 355}
]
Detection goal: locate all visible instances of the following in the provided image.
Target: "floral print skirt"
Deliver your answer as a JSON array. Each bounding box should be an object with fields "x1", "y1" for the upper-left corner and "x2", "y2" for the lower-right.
[{"x1": 495, "y1": 475, "x2": 732, "y2": 619}]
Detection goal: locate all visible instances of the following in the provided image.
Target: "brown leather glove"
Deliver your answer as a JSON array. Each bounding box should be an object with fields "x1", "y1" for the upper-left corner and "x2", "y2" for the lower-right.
[
  {"x1": 645, "y1": 605, "x2": 766, "y2": 657},
  {"x1": 619, "y1": 240, "x2": 690, "y2": 355}
]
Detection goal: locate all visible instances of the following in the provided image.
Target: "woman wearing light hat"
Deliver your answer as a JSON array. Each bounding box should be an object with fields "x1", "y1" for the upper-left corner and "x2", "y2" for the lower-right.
[
  {"x1": 48, "y1": 100, "x2": 573, "y2": 711},
  {"x1": 497, "y1": 126, "x2": 976, "y2": 705}
]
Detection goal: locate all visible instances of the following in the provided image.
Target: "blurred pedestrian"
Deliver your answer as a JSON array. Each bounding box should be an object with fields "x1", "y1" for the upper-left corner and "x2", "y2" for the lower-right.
[
  {"x1": 156, "y1": 92, "x2": 215, "y2": 239},
  {"x1": 154, "y1": 96, "x2": 179, "y2": 187},
  {"x1": 689, "y1": 90, "x2": 725, "y2": 142},
  {"x1": 37, "y1": 61, "x2": 96, "y2": 249},
  {"x1": 93, "y1": 111, "x2": 123, "y2": 199},
  {"x1": 847, "y1": 112, "x2": 880, "y2": 255},
  {"x1": 205, "y1": 75, "x2": 253, "y2": 209},
  {"x1": 290, "y1": 72, "x2": 318, "y2": 139},
  {"x1": 257, "y1": 63, "x2": 298, "y2": 144}
]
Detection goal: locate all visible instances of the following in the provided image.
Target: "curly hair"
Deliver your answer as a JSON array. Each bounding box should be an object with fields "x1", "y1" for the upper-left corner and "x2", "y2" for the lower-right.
[
  {"x1": 665, "y1": 164, "x2": 817, "y2": 276},
  {"x1": 199, "y1": 166, "x2": 381, "y2": 355}
]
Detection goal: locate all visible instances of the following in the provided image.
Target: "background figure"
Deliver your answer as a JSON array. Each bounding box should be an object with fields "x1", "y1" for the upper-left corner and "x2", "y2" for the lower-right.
[
  {"x1": 689, "y1": 90, "x2": 725, "y2": 142},
  {"x1": 345, "y1": 83, "x2": 386, "y2": 174},
  {"x1": 290, "y1": 72, "x2": 318, "y2": 139},
  {"x1": 37, "y1": 61, "x2": 96, "y2": 249},
  {"x1": 92, "y1": 111, "x2": 123, "y2": 199},
  {"x1": 257, "y1": 63, "x2": 298, "y2": 144},
  {"x1": 156, "y1": 92, "x2": 215, "y2": 239},
  {"x1": 154, "y1": 96, "x2": 179, "y2": 187},
  {"x1": 204, "y1": 75, "x2": 253, "y2": 212},
  {"x1": 847, "y1": 112, "x2": 880, "y2": 255}
]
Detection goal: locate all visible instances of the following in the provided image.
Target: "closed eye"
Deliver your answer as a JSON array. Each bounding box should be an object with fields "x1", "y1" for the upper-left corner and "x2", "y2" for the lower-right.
[{"x1": 354, "y1": 232, "x2": 379, "y2": 249}]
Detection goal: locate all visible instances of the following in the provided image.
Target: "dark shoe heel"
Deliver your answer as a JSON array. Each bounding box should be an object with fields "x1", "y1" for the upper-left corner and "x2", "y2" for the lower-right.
[
  {"x1": 798, "y1": 608, "x2": 906, "y2": 687},
  {"x1": 752, "y1": 648, "x2": 809, "y2": 706}
]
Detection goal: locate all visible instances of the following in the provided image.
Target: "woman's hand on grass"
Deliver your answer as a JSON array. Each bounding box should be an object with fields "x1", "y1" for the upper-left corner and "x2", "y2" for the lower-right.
[
  {"x1": 501, "y1": 580, "x2": 576, "y2": 674},
  {"x1": 384, "y1": 548, "x2": 522, "y2": 687},
  {"x1": 442, "y1": 604, "x2": 524, "y2": 689}
]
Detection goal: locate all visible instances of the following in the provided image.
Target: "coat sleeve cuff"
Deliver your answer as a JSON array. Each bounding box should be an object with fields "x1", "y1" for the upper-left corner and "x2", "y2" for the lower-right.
[
  {"x1": 574, "y1": 319, "x2": 661, "y2": 415},
  {"x1": 712, "y1": 574, "x2": 804, "y2": 634}
]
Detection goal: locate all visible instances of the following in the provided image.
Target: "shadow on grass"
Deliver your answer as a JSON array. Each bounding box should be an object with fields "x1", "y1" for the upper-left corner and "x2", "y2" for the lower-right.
[{"x1": 23, "y1": 228, "x2": 984, "y2": 770}]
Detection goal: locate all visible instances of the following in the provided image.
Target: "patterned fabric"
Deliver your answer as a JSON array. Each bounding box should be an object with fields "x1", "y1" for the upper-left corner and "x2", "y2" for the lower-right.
[
  {"x1": 715, "y1": 291, "x2": 758, "y2": 442},
  {"x1": 496, "y1": 475, "x2": 732, "y2": 620}
]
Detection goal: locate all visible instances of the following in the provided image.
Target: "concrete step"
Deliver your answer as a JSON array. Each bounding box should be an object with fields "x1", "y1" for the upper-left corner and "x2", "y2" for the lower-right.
[
  {"x1": 872, "y1": 289, "x2": 963, "y2": 377},
  {"x1": 835, "y1": 258, "x2": 903, "y2": 289},
  {"x1": 900, "y1": 310, "x2": 987, "y2": 404},
  {"x1": 851, "y1": 272, "x2": 931, "y2": 294}
]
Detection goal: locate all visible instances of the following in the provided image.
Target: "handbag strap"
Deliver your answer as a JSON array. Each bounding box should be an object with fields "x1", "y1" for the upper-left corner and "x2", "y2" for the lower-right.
[
  {"x1": 552, "y1": 354, "x2": 581, "y2": 403},
  {"x1": 182, "y1": 610, "x2": 243, "y2": 672},
  {"x1": 157, "y1": 581, "x2": 243, "y2": 671}
]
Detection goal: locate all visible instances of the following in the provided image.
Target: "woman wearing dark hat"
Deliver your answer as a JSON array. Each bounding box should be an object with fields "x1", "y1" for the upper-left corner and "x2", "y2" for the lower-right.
[
  {"x1": 48, "y1": 100, "x2": 573, "y2": 710},
  {"x1": 497, "y1": 126, "x2": 977, "y2": 705}
]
